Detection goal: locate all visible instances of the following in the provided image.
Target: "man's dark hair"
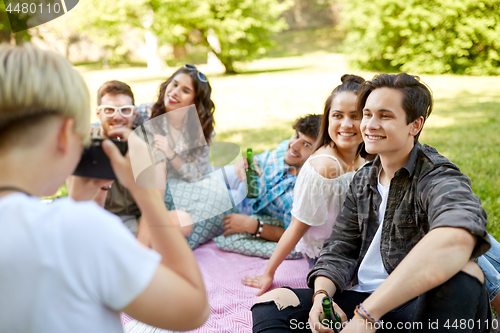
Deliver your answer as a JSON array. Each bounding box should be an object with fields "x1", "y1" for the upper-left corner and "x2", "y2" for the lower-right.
[
  {"x1": 97, "y1": 80, "x2": 135, "y2": 106},
  {"x1": 292, "y1": 114, "x2": 321, "y2": 140},
  {"x1": 357, "y1": 73, "x2": 433, "y2": 141}
]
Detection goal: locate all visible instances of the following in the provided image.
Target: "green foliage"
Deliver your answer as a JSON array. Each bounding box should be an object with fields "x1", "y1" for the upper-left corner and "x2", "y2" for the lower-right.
[
  {"x1": 0, "y1": 1, "x2": 11, "y2": 42},
  {"x1": 266, "y1": 26, "x2": 344, "y2": 58},
  {"x1": 67, "y1": 0, "x2": 149, "y2": 63},
  {"x1": 150, "y1": 0, "x2": 292, "y2": 73},
  {"x1": 0, "y1": 1, "x2": 31, "y2": 44},
  {"x1": 341, "y1": 0, "x2": 500, "y2": 75},
  {"x1": 419, "y1": 91, "x2": 500, "y2": 240}
]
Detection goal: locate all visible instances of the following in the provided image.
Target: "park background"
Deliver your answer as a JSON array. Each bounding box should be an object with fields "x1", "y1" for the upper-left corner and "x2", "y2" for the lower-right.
[{"x1": 1, "y1": 0, "x2": 499, "y2": 239}]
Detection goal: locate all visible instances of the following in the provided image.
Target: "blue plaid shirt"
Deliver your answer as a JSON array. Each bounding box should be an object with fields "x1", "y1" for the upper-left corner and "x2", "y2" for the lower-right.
[{"x1": 247, "y1": 140, "x2": 296, "y2": 228}]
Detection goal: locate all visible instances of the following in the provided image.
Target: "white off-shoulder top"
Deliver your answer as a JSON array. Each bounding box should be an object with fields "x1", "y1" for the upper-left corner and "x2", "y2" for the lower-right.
[{"x1": 291, "y1": 154, "x2": 356, "y2": 258}]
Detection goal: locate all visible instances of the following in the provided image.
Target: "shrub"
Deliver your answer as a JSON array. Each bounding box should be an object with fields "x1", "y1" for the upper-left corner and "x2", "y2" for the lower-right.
[{"x1": 341, "y1": 0, "x2": 500, "y2": 75}]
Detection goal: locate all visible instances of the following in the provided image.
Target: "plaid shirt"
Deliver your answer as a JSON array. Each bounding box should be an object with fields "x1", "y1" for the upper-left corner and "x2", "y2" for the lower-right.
[
  {"x1": 308, "y1": 142, "x2": 490, "y2": 291},
  {"x1": 247, "y1": 140, "x2": 296, "y2": 228}
]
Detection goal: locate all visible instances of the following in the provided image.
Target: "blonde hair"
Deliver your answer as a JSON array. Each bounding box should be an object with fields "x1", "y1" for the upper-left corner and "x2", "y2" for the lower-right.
[{"x1": 0, "y1": 43, "x2": 90, "y2": 146}]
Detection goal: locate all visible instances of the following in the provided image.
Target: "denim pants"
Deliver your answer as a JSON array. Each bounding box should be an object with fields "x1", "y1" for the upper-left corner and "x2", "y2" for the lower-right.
[
  {"x1": 252, "y1": 271, "x2": 490, "y2": 333},
  {"x1": 478, "y1": 234, "x2": 500, "y2": 302}
]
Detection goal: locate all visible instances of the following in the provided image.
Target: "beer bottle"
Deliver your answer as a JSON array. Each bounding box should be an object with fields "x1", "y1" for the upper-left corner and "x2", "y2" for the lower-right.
[
  {"x1": 246, "y1": 148, "x2": 259, "y2": 198},
  {"x1": 320, "y1": 296, "x2": 341, "y2": 333}
]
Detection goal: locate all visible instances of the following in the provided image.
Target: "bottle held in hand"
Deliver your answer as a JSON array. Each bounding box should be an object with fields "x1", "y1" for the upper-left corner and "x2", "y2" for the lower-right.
[
  {"x1": 246, "y1": 148, "x2": 259, "y2": 198},
  {"x1": 320, "y1": 296, "x2": 342, "y2": 333}
]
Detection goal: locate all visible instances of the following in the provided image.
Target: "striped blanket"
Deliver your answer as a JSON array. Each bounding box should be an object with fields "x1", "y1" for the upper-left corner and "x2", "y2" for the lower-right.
[{"x1": 122, "y1": 240, "x2": 310, "y2": 332}]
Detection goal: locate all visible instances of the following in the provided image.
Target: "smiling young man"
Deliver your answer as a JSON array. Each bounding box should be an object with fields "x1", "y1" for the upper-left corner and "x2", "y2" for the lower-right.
[
  {"x1": 82, "y1": 81, "x2": 142, "y2": 235},
  {"x1": 222, "y1": 114, "x2": 321, "y2": 242},
  {"x1": 251, "y1": 74, "x2": 491, "y2": 333}
]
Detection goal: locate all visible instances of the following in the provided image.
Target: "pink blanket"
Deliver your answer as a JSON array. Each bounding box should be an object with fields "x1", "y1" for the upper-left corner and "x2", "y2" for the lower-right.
[{"x1": 122, "y1": 240, "x2": 310, "y2": 332}]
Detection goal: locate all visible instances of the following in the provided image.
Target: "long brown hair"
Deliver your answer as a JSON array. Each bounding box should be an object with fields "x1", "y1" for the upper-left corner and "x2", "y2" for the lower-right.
[
  {"x1": 312, "y1": 74, "x2": 366, "y2": 157},
  {"x1": 151, "y1": 67, "x2": 215, "y2": 144}
]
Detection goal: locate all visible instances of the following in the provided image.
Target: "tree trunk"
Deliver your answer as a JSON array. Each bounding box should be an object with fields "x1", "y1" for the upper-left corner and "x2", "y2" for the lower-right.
[
  {"x1": 173, "y1": 43, "x2": 188, "y2": 61},
  {"x1": 292, "y1": 0, "x2": 306, "y2": 29},
  {"x1": 13, "y1": 30, "x2": 31, "y2": 45},
  {"x1": 102, "y1": 48, "x2": 109, "y2": 69},
  {"x1": 0, "y1": 29, "x2": 10, "y2": 44},
  {"x1": 65, "y1": 42, "x2": 71, "y2": 59},
  {"x1": 0, "y1": 10, "x2": 11, "y2": 43},
  {"x1": 221, "y1": 57, "x2": 236, "y2": 74}
]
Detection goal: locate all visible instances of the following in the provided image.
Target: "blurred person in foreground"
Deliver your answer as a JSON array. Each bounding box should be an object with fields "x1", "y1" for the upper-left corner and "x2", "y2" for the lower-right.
[{"x1": 0, "y1": 44, "x2": 208, "y2": 332}]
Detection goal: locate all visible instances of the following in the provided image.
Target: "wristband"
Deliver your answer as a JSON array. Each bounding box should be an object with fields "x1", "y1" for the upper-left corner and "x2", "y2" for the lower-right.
[
  {"x1": 253, "y1": 219, "x2": 264, "y2": 238},
  {"x1": 252, "y1": 219, "x2": 260, "y2": 235},
  {"x1": 355, "y1": 304, "x2": 379, "y2": 325},
  {"x1": 167, "y1": 152, "x2": 177, "y2": 161},
  {"x1": 312, "y1": 289, "x2": 330, "y2": 303}
]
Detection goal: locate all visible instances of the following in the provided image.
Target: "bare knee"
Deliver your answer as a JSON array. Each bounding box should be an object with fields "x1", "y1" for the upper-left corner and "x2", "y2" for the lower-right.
[
  {"x1": 254, "y1": 288, "x2": 300, "y2": 310},
  {"x1": 461, "y1": 261, "x2": 485, "y2": 283}
]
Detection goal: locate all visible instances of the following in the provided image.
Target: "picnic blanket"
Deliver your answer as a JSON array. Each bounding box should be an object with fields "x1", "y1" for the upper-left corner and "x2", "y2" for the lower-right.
[{"x1": 121, "y1": 240, "x2": 310, "y2": 332}]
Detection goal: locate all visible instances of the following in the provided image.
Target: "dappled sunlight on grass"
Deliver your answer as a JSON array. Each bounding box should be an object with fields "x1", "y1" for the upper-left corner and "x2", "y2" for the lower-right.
[
  {"x1": 419, "y1": 90, "x2": 500, "y2": 239},
  {"x1": 424, "y1": 115, "x2": 456, "y2": 128}
]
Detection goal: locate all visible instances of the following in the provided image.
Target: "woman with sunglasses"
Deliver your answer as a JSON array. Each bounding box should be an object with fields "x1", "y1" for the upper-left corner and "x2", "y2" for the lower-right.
[
  {"x1": 136, "y1": 65, "x2": 217, "y2": 246},
  {"x1": 135, "y1": 64, "x2": 215, "y2": 182}
]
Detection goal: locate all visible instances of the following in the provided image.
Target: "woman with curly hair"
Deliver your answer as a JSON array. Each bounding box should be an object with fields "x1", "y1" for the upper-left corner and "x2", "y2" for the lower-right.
[
  {"x1": 136, "y1": 65, "x2": 221, "y2": 245},
  {"x1": 135, "y1": 64, "x2": 215, "y2": 181}
]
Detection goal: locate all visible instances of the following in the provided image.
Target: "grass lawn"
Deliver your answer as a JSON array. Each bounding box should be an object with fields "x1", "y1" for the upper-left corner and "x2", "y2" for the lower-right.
[{"x1": 74, "y1": 51, "x2": 500, "y2": 240}]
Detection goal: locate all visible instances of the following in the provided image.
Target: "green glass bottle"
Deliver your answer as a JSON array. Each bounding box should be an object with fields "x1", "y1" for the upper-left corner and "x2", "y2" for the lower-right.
[
  {"x1": 246, "y1": 148, "x2": 259, "y2": 198},
  {"x1": 320, "y1": 296, "x2": 341, "y2": 333}
]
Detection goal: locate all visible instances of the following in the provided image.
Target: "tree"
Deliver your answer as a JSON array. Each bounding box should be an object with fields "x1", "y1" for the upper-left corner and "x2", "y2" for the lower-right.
[
  {"x1": 150, "y1": 0, "x2": 293, "y2": 73},
  {"x1": 66, "y1": 0, "x2": 149, "y2": 66},
  {"x1": 149, "y1": 0, "x2": 209, "y2": 63},
  {"x1": 0, "y1": 1, "x2": 31, "y2": 45},
  {"x1": 341, "y1": 0, "x2": 500, "y2": 75}
]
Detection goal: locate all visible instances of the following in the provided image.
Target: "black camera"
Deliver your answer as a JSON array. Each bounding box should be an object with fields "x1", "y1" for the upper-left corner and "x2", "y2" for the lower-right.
[{"x1": 73, "y1": 138, "x2": 128, "y2": 180}]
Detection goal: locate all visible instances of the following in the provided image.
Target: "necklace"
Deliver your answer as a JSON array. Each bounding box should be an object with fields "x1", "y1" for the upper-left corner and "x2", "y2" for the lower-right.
[{"x1": 0, "y1": 186, "x2": 32, "y2": 196}]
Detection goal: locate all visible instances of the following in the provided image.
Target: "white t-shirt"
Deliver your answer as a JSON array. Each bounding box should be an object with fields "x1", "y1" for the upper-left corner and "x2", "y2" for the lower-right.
[
  {"x1": 0, "y1": 193, "x2": 161, "y2": 333},
  {"x1": 292, "y1": 155, "x2": 355, "y2": 258},
  {"x1": 351, "y1": 175, "x2": 390, "y2": 293}
]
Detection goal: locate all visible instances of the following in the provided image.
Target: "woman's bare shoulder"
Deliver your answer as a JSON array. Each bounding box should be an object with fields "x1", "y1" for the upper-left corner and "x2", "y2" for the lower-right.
[{"x1": 308, "y1": 146, "x2": 342, "y2": 180}]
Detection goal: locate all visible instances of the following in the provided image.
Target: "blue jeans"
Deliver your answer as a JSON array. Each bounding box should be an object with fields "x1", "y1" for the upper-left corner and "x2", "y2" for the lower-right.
[{"x1": 478, "y1": 234, "x2": 500, "y2": 302}]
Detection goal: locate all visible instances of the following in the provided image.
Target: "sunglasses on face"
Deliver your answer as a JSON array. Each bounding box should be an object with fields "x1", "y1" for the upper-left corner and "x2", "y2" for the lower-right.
[
  {"x1": 184, "y1": 63, "x2": 208, "y2": 83},
  {"x1": 98, "y1": 105, "x2": 136, "y2": 117}
]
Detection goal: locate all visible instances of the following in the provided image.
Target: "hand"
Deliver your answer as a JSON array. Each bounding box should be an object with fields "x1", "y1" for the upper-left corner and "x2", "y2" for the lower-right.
[
  {"x1": 242, "y1": 273, "x2": 274, "y2": 296},
  {"x1": 234, "y1": 157, "x2": 261, "y2": 182},
  {"x1": 153, "y1": 134, "x2": 174, "y2": 157},
  {"x1": 107, "y1": 127, "x2": 133, "y2": 141},
  {"x1": 102, "y1": 139, "x2": 137, "y2": 190},
  {"x1": 67, "y1": 175, "x2": 113, "y2": 201},
  {"x1": 309, "y1": 294, "x2": 347, "y2": 333},
  {"x1": 338, "y1": 315, "x2": 377, "y2": 333},
  {"x1": 222, "y1": 214, "x2": 257, "y2": 236}
]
